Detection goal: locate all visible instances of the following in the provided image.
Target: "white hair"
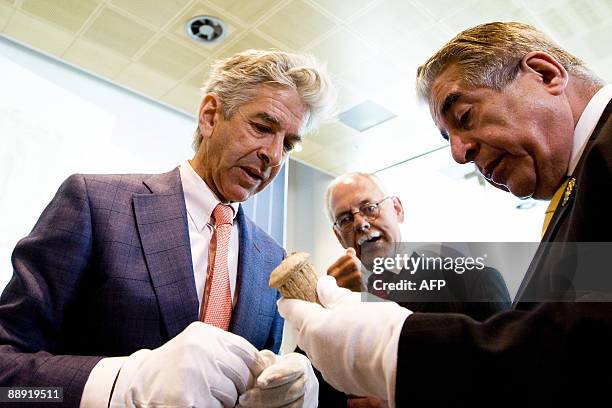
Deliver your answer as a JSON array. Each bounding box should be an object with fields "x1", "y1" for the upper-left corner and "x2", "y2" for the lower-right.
[
  {"x1": 193, "y1": 49, "x2": 337, "y2": 151},
  {"x1": 324, "y1": 172, "x2": 392, "y2": 223}
]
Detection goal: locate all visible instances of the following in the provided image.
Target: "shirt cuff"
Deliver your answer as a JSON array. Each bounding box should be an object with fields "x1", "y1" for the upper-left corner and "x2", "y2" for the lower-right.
[{"x1": 80, "y1": 357, "x2": 126, "y2": 408}]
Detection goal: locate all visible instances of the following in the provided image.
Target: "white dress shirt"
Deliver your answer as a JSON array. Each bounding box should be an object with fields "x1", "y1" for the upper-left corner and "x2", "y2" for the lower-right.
[
  {"x1": 568, "y1": 84, "x2": 612, "y2": 175},
  {"x1": 80, "y1": 160, "x2": 241, "y2": 407},
  {"x1": 180, "y1": 160, "x2": 240, "y2": 309}
]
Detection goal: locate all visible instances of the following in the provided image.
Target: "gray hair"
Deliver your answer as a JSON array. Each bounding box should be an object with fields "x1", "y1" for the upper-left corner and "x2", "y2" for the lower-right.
[
  {"x1": 416, "y1": 22, "x2": 604, "y2": 104},
  {"x1": 324, "y1": 172, "x2": 391, "y2": 223},
  {"x1": 193, "y1": 49, "x2": 337, "y2": 151}
]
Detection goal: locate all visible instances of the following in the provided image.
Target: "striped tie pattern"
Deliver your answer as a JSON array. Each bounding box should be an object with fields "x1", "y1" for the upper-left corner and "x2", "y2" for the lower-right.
[{"x1": 201, "y1": 203, "x2": 234, "y2": 330}]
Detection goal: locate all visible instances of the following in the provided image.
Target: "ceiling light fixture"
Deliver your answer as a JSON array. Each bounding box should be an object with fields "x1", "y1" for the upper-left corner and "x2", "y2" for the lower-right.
[{"x1": 186, "y1": 15, "x2": 226, "y2": 43}]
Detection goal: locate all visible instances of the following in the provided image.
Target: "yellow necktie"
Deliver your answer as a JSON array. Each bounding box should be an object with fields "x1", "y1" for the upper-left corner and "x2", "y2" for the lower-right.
[{"x1": 541, "y1": 178, "x2": 574, "y2": 238}]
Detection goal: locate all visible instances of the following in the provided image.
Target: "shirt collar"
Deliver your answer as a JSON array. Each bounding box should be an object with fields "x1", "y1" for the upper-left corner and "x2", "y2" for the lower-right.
[
  {"x1": 179, "y1": 160, "x2": 239, "y2": 232},
  {"x1": 568, "y1": 84, "x2": 612, "y2": 175}
]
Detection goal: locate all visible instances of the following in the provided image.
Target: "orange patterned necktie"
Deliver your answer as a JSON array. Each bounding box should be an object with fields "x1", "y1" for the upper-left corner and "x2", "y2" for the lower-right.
[{"x1": 201, "y1": 203, "x2": 233, "y2": 330}]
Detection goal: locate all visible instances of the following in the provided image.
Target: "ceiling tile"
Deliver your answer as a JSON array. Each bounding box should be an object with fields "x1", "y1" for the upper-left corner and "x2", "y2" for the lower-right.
[
  {"x1": 388, "y1": 22, "x2": 452, "y2": 67},
  {"x1": 169, "y1": 1, "x2": 241, "y2": 53},
  {"x1": 538, "y1": 8, "x2": 576, "y2": 40},
  {"x1": 139, "y1": 36, "x2": 208, "y2": 81},
  {"x1": 21, "y1": 0, "x2": 98, "y2": 33},
  {"x1": 63, "y1": 37, "x2": 131, "y2": 78},
  {"x1": 569, "y1": 0, "x2": 606, "y2": 28},
  {"x1": 412, "y1": 0, "x2": 474, "y2": 21},
  {"x1": 185, "y1": 62, "x2": 214, "y2": 89},
  {"x1": 334, "y1": 80, "x2": 368, "y2": 114},
  {"x1": 82, "y1": 7, "x2": 155, "y2": 58},
  {"x1": 339, "y1": 55, "x2": 403, "y2": 97},
  {"x1": 307, "y1": 27, "x2": 374, "y2": 76},
  {"x1": 110, "y1": 0, "x2": 190, "y2": 28},
  {"x1": 441, "y1": 0, "x2": 536, "y2": 34},
  {"x1": 258, "y1": 0, "x2": 336, "y2": 50},
  {"x1": 116, "y1": 62, "x2": 177, "y2": 98},
  {"x1": 306, "y1": 120, "x2": 361, "y2": 147},
  {"x1": 290, "y1": 137, "x2": 325, "y2": 161},
  {"x1": 311, "y1": 0, "x2": 376, "y2": 22},
  {"x1": 208, "y1": 0, "x2": 277, "y2": 24},
  {"x1": 0, "y1": 2, "x2": 13, "y2": 31},
  {"x1": 591, "y1": 54, "x2": 612, "y2": 83},
  {"x1": 349, "y1": 0, "x2": 435, "y2": 46},
  {"x1": 4, "y1": 10, "x2": 74, "y2": 56},
  {"x1": 161, "y1": 83, "x2": 202, "y2": 115},
  {"x1": 300, "y1": 147, "x2": 346, "y2": 173},
  {"x1": 214, "y1": 30, "x2": 280, "y2": 60},
  {"x1": 578, "y1": 22, "x2": 612, "y2": 64}
]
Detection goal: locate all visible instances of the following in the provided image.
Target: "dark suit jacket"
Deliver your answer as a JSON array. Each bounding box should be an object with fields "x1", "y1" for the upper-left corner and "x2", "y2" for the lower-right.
[
  {"x1": 0, "y1": 169, "x2": 285, "y2": 407},
  {"x1": 395, "y1": 100, "x2": 612, "y2": 407}
]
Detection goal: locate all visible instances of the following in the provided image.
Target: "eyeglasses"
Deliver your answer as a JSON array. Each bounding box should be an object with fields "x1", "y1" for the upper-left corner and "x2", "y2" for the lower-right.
[{"x1": 333, "y1": 196, "x2": 392, "y2": 231}]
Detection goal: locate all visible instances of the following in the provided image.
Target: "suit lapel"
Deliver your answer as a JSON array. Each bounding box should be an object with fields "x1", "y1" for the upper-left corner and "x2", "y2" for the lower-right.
[
  {"x1": 513, "y1": 201, "x2": 573, "y2": 306},
  {"x1": 514, "y1": 100, "x2": 612, "y2": 306},
  {"x1": 230, "y1": 206, "x2": 270, "y2": 349},
  {"x1": 133, "y1": 168, "x2": 199, "y2": 340}
]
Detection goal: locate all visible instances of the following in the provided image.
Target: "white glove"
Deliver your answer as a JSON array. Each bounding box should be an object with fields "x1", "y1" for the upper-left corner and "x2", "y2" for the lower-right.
[
  {"x1": 238, "y1": 350, "x2": 318, "y2": 408},
  {"x1": 109, "y1": 321, "x2": 266, "y2": 408},
  {"x1": 277, "y1": 276, "x2": 412, "y2": 407}
]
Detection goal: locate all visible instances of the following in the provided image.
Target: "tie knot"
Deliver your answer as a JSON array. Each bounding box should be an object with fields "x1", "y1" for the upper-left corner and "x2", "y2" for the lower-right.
[{"x1": 213, "y1": 204, "x2": 234, "y2": 227}]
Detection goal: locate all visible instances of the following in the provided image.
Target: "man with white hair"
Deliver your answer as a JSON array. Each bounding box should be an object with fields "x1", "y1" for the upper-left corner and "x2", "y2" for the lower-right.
[
  {"x1": 0, "y1": 49, "x2": 336, "y2": 407},
  {"x1": 325, "y1": 172, "x2": 510, "y2": 319}
]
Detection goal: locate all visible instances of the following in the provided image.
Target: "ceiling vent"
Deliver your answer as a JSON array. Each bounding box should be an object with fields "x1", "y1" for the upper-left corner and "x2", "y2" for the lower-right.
[
  {"x1": 338, "y1": 100, "x2": 396, "y2": 132},
  {"x1": 186, "y1": 16, "x2": 226, "y2": 43}
]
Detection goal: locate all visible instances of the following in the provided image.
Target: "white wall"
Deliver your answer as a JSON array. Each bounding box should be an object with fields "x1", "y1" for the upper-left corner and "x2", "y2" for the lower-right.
[{"x1": 0, "y1": 36, "x2": 196, "y2": 291}]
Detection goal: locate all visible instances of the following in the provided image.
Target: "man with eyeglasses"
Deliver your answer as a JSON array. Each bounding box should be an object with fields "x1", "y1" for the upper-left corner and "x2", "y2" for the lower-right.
[
  {"x1": 325, "y1": 172, "x2": 511, "y2": 318},
  {"x1": 323, "y1": 172, "x2": 510, "y2": 407}
]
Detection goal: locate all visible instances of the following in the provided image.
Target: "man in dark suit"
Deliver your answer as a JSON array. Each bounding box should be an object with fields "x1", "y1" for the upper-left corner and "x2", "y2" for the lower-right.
[
  {"x1": 0, "y1": 49, "x2": 336, "y2": 407},
  {"x1": 277, "y1": 22, "x2": 612, "y2": 407}
]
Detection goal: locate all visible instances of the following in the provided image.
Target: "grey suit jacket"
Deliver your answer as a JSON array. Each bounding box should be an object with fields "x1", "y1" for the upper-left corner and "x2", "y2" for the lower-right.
[{"x1": 0, "y1": 168, "x2": 285, "y2": 407}]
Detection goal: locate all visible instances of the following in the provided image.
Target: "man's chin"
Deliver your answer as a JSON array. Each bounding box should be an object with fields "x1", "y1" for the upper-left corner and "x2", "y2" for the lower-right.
[
  {"x1": 503, "y1": 177, "x2": 536, "y2": 200},
  {"x1": 360, "y1": 243, "x2": 393, "y2": 266},
  {"x1": 220, "y1": 186, "x2": 255, "y2": 203}
]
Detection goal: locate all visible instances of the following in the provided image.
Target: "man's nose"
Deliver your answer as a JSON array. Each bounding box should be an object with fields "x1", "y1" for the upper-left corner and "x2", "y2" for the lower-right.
[
  {"x1": 450, "y1": 134, "x2": 478, "y2": 164},
  {"x1": 257, "y1": 134, "x2": 284, "y2": 168},
  {"x1": 353, "y1": 212, "x2": 370, "y2": 232}
]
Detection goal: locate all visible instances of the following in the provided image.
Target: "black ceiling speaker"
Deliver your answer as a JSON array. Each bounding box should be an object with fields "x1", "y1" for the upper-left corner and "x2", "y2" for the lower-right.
[{"x1": 186, "y1": 16, "x2": 226, "y2": 43}]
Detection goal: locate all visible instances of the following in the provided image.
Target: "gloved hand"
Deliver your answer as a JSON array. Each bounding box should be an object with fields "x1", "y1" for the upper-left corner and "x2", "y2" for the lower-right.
[
  {"x1": 109, "y1": 321, "x2": 266, "y2": 408},
  {"x1": 238, "y1": 350, "x2": 318, "y2": 408},
  {"x1": 277, "y1": 276, "x2": 412, "y2": 407},
  {"x1": 327, "y1": 247, "x2": 363, "y2": 292}
]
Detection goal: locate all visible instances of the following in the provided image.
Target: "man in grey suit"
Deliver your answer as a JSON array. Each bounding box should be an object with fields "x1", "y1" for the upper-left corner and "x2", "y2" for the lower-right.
[{"x1": 0, "y1": 49, "x2": 336, "y2": 407}]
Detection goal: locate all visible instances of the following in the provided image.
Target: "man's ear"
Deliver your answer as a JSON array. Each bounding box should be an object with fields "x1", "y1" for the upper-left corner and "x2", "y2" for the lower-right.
[
  {"x1": 520, "y1": 51, "x2": 568, "y2": 96},
  {"x1": 198, "y1": 93, "x2": 221, "y2": 139},
  {"x1": 333, "y1": 227, "x2": 348, "y2": 249},
  {"x1": 392, "y1": 196, "x2": 404, "y2": 223}
]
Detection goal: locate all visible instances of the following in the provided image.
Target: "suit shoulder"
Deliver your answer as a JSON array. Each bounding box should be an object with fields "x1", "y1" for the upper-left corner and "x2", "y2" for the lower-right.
[
  {"x1": 79, "y1": 173, "x2": 152, "y2": 193},
  {"x1": 59, "y1": 173, "x2": 156, "y2": 212},
  {"x1": 242, "y1": 215, "x2": 285, "y2": 256}
]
